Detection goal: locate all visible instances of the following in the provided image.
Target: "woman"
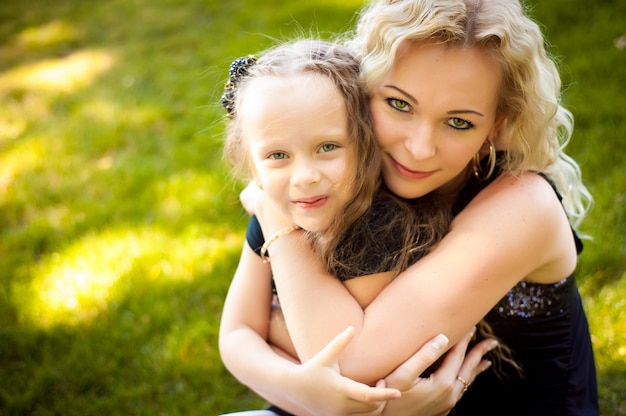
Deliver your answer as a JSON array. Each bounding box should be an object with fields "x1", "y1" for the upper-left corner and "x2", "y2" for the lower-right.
[{"x1": 229, "y1": 0, "x2": 598, "y2": 414}]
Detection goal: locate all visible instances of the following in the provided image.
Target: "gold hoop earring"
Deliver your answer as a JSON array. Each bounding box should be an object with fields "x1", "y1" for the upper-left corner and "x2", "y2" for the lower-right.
[{"x1": 472, "y1": 139, "x2": 496, "y2": 181}]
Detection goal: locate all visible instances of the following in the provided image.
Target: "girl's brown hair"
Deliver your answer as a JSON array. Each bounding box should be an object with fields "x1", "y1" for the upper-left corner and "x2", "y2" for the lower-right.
[{"x1": 222, "y1": 39, "x2": 381, "y2": 267}]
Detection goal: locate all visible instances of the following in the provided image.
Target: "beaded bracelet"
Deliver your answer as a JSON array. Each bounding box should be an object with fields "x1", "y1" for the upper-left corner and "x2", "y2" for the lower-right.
[{"x1": 260, "y1": 225, "x2": 302, "y2": 263}]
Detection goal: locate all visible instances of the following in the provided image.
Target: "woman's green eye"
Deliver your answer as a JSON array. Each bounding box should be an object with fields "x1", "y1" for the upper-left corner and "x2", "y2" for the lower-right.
[
  {"x1": 387, "y1": 98, "x2": 410, "y2": 112},
  {"x1": 448, "y1": 118, "x2": 473, "y2": 130}
]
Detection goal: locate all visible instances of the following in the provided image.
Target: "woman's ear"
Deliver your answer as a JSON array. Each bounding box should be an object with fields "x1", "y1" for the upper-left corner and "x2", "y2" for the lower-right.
[{"x1": 490, "y1": 116, "x2": 508, "y2": 148}]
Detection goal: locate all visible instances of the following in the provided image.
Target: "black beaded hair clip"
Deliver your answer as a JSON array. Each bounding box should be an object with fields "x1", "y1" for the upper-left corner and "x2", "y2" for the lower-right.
[{"x1": 220, "y1": 55, "x2": 257, "y2": 118}]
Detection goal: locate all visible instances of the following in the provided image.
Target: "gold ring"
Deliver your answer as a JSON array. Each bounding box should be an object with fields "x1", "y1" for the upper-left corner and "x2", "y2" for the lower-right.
[{"x1": 457, "y1": 375, "x2": 471, "y2": 393}]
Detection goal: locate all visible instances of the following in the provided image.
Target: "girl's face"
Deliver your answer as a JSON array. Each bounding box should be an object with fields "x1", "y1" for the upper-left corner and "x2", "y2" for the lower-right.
[
  {"x1": 370, "y1": 41, "x2": 503, "y2": 199},
  {"x1": 242, "y1": 73, "x2": 353, "y2": 232}
]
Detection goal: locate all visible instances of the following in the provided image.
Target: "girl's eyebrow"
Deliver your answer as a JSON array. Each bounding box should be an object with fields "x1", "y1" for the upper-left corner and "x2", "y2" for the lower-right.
[{"x1": 384, "y1": 85, "x2": 485, "y2": 117}]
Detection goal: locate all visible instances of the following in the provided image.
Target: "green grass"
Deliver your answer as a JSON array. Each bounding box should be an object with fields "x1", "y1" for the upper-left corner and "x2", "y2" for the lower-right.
[{"x1": 0, "y1": 0, "x2": 623, "y2": 414}]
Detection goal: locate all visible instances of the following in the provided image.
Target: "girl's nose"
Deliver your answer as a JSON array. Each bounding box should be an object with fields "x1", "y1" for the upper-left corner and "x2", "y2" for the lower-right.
[{"x1": 290, "y1": 158, "x2": 321, "y2": 186}]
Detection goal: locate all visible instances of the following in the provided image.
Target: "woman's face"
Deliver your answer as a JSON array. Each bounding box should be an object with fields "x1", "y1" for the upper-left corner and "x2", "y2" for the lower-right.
[
  {"x1": 370, "y1": 41, "x2": 503, "y2": 199},
  {"x1": 242, "y1": 73, "x2": 353, "y2": 232}
]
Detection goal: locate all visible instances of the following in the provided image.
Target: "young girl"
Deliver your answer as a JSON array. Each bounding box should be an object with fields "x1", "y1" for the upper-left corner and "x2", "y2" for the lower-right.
[
  {"x1": 218, "y1": 39, "x2": 495, "y2": 415},
  {"x1": 250, "y1": 0, "x2": 598, "y2": 415}
]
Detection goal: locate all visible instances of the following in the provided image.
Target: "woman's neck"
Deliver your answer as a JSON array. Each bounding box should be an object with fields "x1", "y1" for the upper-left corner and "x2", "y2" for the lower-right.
[{"x1": 433, "y1": 165, "x2": 473, "y2": 198}]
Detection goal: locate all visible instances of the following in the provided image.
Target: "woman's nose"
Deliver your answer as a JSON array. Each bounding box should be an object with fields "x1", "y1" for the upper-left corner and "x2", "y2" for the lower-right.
[{"x1": 404, "y1": 122, "x2": 437, "y2": 160}]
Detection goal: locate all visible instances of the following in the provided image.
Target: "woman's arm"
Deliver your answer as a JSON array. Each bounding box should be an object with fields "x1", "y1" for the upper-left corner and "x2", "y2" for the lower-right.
[
  {"x1": 219, "y1": 242, "x2": 403, "y2": 414},
  {"x1": 259, "y1": 173, "x2": 577, "y2": 384}
]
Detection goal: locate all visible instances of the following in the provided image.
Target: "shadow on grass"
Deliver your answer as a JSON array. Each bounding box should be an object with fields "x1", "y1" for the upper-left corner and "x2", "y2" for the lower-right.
[{"x1": 598, "y1": 366, "x2": 626, "y2": 416}]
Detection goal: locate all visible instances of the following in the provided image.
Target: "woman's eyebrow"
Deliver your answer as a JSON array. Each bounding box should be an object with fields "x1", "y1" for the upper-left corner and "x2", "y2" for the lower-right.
[
  {"x1": 383, "y1": 85, "x2": 418, "y2": 104},
  {"x1": 448, "y1": 109, "x2": 485, "y2": 117}
]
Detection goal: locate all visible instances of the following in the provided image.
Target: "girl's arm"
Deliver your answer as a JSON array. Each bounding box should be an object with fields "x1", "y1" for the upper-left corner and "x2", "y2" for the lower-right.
[
  {"x1": 258, "y1": 173, "x2": 578, "y2": 384},
  {"x1": 219, "y1": 242, "x2": 403, "y2": 414}
]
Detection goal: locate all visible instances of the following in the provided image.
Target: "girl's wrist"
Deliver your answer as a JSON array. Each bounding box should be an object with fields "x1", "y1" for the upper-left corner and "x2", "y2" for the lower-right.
[{"x1": 261, "y1": 225, "x2": 302, "y2": 262}]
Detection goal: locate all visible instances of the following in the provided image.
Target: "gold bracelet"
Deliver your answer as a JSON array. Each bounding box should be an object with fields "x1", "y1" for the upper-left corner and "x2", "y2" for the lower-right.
[{"x1": 260, "y1": 225, "x2": 302, "y2": 263}]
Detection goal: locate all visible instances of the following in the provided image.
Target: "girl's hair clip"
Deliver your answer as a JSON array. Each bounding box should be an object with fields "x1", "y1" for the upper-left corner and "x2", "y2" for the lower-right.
[{"x1": 221, "y1": 55, "x2": 257, "y2": 117}]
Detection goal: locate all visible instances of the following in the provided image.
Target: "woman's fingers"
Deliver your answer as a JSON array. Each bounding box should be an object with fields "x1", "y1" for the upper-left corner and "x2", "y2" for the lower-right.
[
  {"x1": 430, "y1": 327, "x2": 476, "y2": 382},
  {"x1": 456, "y1": 337, "x2": 498, "y2": 384},
  {"x1": 448, "y1": 334, "x2": 498, "y2": 401},
  {"x1": 384, "y1": 333, "x2": 450, "y2": 389}
]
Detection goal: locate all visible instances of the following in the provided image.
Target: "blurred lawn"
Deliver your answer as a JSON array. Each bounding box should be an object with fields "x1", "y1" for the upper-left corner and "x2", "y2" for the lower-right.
[{"x1": 0, "y1": 0, "x2": 624, "y2": 414}]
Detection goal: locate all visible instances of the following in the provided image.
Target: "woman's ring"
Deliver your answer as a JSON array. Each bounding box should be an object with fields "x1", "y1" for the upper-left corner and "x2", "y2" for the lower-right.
[{"x1": 457, "y1": 375, "x2": 471, "y2": 393}]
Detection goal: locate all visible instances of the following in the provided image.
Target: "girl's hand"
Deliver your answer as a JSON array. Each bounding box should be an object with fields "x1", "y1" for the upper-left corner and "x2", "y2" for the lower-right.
[
  {"x1": 240, "y1": 181, "x2": 263, "y2": 216},
  {"x1": 382, "y1": 328, "x2": 496, "y2": 416},
  {"x1": 242, "y1": 181, "x2": 295, "y2": 235},
  {"x1": 286, "y1": 326, "x2": 400, "y2": 416}
]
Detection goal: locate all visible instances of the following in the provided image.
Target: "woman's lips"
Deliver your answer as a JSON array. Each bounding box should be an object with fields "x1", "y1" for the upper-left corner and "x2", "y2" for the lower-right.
[
  {"x1": 388, "y1": 155, "x2": 436, "y2": 180},
  {"x1": 293, "y1": 196, "x2": 328, "y2": 209}
]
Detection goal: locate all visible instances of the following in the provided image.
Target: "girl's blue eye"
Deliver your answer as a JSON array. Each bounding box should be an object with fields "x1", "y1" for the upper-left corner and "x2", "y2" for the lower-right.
[
  {"x1": 320, "y1": 143, "x2": 338, "y2": 153},
  {"x1": 448, "y1": 118, "x2": 474, "y2": 130},
  {"x1": 268, "y1": 152, "x2": 288, "y2": 160},
  {"x1": 387, "y1": 98, "x2": 411, "y2": 112}
]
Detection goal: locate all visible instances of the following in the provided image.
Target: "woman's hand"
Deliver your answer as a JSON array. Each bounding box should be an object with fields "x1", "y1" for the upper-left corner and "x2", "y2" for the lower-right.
[
  {"x1": 382, "y1": 328, "x2": 497, "y2": 416},
  {"x1": 286, "y1": 326, "x2": 401, "y2": 416}
]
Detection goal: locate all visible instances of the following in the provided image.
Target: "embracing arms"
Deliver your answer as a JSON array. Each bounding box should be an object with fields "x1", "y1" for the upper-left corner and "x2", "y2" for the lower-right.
[
  {"x1": 258, "y1": 173, "x2": 578, "y2": 384},
  {"x1": 219, "y1": 235, "x2": 496, "y2": 415}
]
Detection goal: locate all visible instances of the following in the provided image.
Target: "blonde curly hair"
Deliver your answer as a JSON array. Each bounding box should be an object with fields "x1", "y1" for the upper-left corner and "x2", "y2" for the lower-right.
[{"x1": 346, "y1": 0, "x2": 592, "y2": 230}]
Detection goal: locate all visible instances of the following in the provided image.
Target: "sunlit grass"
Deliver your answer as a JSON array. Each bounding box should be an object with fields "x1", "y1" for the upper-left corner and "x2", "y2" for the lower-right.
[
  {"x1": 0, "y1": 49, "x2": 114, "y2": 93},
  {"x1": 14, "y1": 226, "x2": 242, "y2": 328},
  {"x1": 15, "y1": 20, "x2": 81, "y2": 49},
  {"x1": 588, "y1": 273, "x2": 626, "y2": 358}
]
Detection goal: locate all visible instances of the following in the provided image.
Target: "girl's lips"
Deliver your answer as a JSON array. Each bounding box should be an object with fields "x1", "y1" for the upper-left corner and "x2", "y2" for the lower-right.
[
  {"x1": 293, "y1": 196, "x2": 328, "y2": 209},
  {"x1": 388, "y1": 155, "x2": 437, "y2": 180}
]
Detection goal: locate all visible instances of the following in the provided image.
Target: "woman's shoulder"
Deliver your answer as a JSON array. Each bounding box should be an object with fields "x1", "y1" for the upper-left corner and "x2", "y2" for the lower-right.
[
  {"x1": 468, "y1": 171, "x2": 563, "y2": 212},
  {"x1": 453, "y1": 171, "x2": 578, "y2": 283},
  {"x1": 451, "y1": 171, "x2": 567, "y2": 239},
  {"x1": 457, "y1": 171, "x2": 569, "y2": 232}
]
